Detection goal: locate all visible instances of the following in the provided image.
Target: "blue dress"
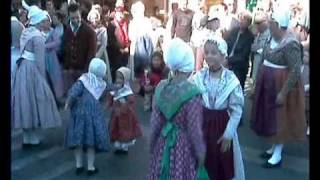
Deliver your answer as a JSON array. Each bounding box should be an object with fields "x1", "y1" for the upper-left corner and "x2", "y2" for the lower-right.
[{"x1": 65, "y1": 81, "x2": 115, "y2": 152}]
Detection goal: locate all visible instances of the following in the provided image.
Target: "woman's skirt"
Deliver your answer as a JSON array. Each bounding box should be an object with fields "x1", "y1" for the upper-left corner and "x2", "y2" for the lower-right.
[
  {"x1": 251, "y1": 65, "x2": 306, "y2": 143},
  {"x1": 45, "y1": 51, "x2": 64, "y2": 99},
  {"x1": 203, "y1": 107, "x2": 234, "y2": 180},
  {"x1": 12, "y1": 59, "x2": 62, "y2": 129}
]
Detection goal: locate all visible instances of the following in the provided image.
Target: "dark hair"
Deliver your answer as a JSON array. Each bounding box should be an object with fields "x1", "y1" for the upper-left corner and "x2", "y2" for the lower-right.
[
  {"x1": 151, "y1": 51, "x2": 165, "y2": 70},
  {"x1": 68, "y1": 3, "x2": 81, "y2": 14},
  {"x1": 204, "y1": 39, "x2": 223, "y2": 56},
  {"x1": 152, "y1": 51, "x2": 163, "y2": 61},
  {"x1": 55, "y1": 11, "x2": 65, "y2": 21},
  {"x1": 26, "y1": 0, "x2": 40, "y2": 6}
]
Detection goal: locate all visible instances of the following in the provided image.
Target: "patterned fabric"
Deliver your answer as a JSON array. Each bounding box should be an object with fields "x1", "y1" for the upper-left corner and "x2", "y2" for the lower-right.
[
  {"x1": 148, "y1": 96, "x2": 206, "y2": 180},
  {"x1": 155, "y1": 79, "x2": 202, "y2": 120},
  {"x1": 251, "y1": 65, "x2": 306, "y2": 142},
  {"x1": 252, "y1": 28, "x2": 271, "y2": 83},
  {"x1": 262, "y1": 32, "x2": 302, "y2": 94},
  {"x1": 65, "y1": 81, "x2": 116, "y2": 151}
]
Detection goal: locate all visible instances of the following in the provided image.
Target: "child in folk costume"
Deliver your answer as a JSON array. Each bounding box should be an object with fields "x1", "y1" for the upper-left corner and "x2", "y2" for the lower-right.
[
  {"x1": 108, "y1": 67, "x2": 142, "y2": 154},
  {"x1": 139, "y1": 51, "x2": 170, "y2": 111},
  {"x1": 65, "y1": 58, "x2": 119, "y2": 176},
  {"x1": 193, "y1": 35, "x2": 245, "y2": 180}
]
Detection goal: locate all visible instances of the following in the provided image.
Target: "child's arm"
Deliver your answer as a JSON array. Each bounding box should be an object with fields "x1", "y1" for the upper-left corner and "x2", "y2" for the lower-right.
[
  {"x1": 65, "y1": 81, "x2": 84, "y2": 109},
  {"x1": 223, "y1": 85, "x2": 244, "y2": 140}
]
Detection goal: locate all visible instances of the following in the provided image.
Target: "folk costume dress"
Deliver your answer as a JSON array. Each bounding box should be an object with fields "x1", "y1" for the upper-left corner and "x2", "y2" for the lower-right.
[
  {"x1": 108, "y1": 68, "x2": 142, "y2": 150},
  {"x1": 251, "y1": 33, "x2": 307, "y2": 143},
  {"x1": 12, "y1": 24, "x2": 62, "y2": 130},
  {"x1": 45, "y1": 25, "x2": 64, "y2": 99},
  {"x1": 65, "y1": 73, "x2": 117, "y2": 151},
  {"x1": 148, "y1": 79, "x2": 206, "y2": 180},
  {"x1": 193, "y1": 67, "x2": 245, "y2": 180}
]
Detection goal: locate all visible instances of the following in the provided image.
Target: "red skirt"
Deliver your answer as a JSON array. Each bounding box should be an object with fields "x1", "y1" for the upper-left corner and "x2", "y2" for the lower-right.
[
  {"x1": 203, "y1": 107, "x2": 234, "y2": 180},
  {"x1": 109, "y1": 101, "x2": 142, "y2": 142}
]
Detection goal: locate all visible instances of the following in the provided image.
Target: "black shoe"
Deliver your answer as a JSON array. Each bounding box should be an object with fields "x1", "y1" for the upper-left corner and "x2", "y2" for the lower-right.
[
  {"x1": 259, "y1": 152, "x2": 273, "y2": 159},
  {"x1": 76, "y1": 167, "x2": 84, "y2": 175},
  {"x1": 114, "y1": 149, "x2": 128, "y2": 155},
  {"x1": 87, "y1": 168, "x2": 99, "y2": 176},
  {"x1": 114, "y1": 149, "x2": 122, "y2": 154},
  {"x1": 262, "y1": 160, "x2": 282, "y2": 168},
  {"x1": 22, "y1": 142, "x2": 41, "y2": 148}
]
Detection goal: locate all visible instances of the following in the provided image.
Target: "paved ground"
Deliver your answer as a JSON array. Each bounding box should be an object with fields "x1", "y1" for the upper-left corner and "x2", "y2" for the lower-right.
[{"x1": 11, "y1": 80, "x2": 309, "y2": 180}]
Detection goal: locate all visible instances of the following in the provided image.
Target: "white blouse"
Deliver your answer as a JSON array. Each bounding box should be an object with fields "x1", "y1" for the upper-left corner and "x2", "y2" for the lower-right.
[{"x1": 193, "y1": 67, "x2": 244, "y2": 140}]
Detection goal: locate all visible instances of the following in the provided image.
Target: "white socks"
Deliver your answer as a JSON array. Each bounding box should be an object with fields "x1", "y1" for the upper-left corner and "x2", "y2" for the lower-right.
[
  {"x1": 266, "y1": 144, "x2": 275, "y2": 154},
  {"x1": 307, "y1": 126, "x2": 310, "y2": 135},
  {"x1": 268, "y1": 144, "x2": 283, "y2": 165},
  {"x1": 87, "y1": 148, "x2": 95, "y2": 171},
  {"x1": 74, "y1": 147, "x2": 83, "y2": 168},
  {"x1": 23, "y1": 129, "x2": 40, "y2": 144},
  {"x1": 75, "y1": 147, "x2": 96, "y2": 170}
]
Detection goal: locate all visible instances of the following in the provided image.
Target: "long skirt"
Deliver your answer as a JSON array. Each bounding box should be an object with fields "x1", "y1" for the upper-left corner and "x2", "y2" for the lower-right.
[
  {"x1": 45, "y1": 51, "x2": 64, "y2": 99},
  {"x1": 11, "y1": 47, "x2": 20, "y2": 90},
  {"x1": 12, "y1": 60, "x2": 62, "y2": 129},
  {"x1": 109, "y1": 107, "x2": 142, "y2": 142},
  {"x1": 203, "y1": 107, "x2": 234, "y2": 180},
  {"x1": 251, "y1": 65, "x2": 306, "y2": 143}
]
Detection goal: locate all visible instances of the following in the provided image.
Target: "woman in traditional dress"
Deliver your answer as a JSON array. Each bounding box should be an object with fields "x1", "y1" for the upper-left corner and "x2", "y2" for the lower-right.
[
  {"x1": 87, "y1": 6, "x2": 112, "y2": 83},
  {"x1": 43, "y1": 11, "x2": 65, "y2": 104},
  {"x1": 12, "y1": 6, "x2": 62, "y2": 146},
  {"x1": 11, "y1": 15, "x2": 24, "y2": 88},
  {"x1": 148, "y1": 38, "x2": 206, "y2": 180},
  {"x1": 193, "y1": 34, "x2": 245, "y2": 180},
  {"x1": 251, "y1": 8, "x2": 306, "y2": 168}
]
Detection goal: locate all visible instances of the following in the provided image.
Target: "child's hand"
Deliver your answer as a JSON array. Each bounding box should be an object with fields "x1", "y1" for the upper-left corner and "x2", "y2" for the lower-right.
[{"x1": 217, "y1": 136, "x2": 232, "y2": 153}]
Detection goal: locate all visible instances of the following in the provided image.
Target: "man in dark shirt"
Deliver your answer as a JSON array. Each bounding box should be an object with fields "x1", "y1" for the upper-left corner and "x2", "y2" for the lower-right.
[
  {"x1": 62, "y1": 3, "x2": 97, "y2": 94},
  {"x1": 226, "y1": 11, "x2": 254, "y2": 89}
]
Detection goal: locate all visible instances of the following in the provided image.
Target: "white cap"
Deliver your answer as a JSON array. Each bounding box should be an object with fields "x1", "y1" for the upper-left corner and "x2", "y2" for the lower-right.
[
  {"x1": 271, "y1": 6, "x2": 291, "y2": 28},
  {"x1": 28, "y1": 6, "x2": 48, "y2": 25},
  {"x1": 164, "y1": 38, "x2": 195, "y2": 73}
]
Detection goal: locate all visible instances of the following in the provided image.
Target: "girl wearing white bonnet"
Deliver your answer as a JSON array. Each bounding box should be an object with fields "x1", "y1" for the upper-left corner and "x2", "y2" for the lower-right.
[
  {"x1": 65, "y1": 58, "x2": 119, "y2": 176},
  {"x1": 251, "y1": 6, "x2": 306, "y2": 168},
  {"x1": 148, "y1": 38, "x2": 206, "y2": 180},
  {"x1": 108, "y1": 67, "x2": 142, "y2": 154},
  {"x1": 12, "y1": 5, "x2": 62, "y2": 147},
  {"x1": 193, "y1": 35, "x2": 245, "y2": 180}
]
